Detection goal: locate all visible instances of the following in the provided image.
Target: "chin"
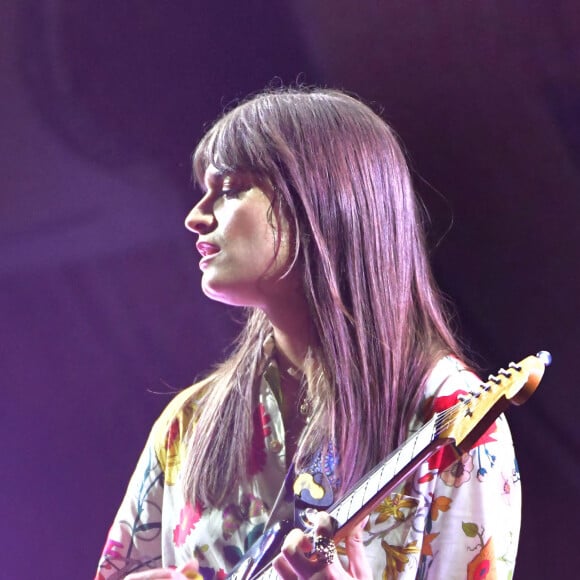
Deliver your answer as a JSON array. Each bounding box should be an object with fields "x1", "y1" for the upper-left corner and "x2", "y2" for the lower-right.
[{"x1": 201, "y1": 278, "x2": 257, "y2": 308}]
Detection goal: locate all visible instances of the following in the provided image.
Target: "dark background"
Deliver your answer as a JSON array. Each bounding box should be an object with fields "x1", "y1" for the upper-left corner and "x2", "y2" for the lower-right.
[{"x1": 2, "y1": 2, "x2": 578, "y2": 578}]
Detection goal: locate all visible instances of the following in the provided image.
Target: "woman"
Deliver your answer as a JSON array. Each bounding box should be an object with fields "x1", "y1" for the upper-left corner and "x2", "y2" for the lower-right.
[{"x1": 96, "y1": 88, "x2": 520, "y2": 579}]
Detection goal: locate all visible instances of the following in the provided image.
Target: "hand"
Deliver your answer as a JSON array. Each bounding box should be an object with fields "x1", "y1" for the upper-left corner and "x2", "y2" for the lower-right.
[
  {"x1": 272, "y1": 513, "x2": 372, "y2": 580},
  {"x1": 125, "y1": 559, "x2": 201, "y2": 579}
]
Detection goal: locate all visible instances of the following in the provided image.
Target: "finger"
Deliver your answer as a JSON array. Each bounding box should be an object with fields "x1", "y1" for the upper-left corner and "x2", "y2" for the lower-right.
[
  {"x1": 345, "y1": 516, "x2": 372, "y2": 580},
  {"x1": 125, "y1": 570, "x2": 175, "y2": 579},
  {"x1": 312, "y1": 511, "x2": 338, "y2": 537},
  {"x1": 178, "y1": 559, "x2": 202, "y2": 580},
  {"x1": 272, "y1": 553, "x2": 299, "y2": 580},
  {"x1": 280, "y1": 528, "x2": 319, "y2": 577},
  {"x1": 312, "y1": 512, "x2": 340, "y2": 571}
]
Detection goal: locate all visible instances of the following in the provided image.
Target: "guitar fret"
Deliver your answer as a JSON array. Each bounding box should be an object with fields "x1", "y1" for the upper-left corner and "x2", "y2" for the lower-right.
[
  {"x1": 340, "y1": 486, "x2": 359, "y2": 524},
  {"x1": 359, "y1": 475, "x2": 373, "y2": 505},
  {"x1": 331, "y1": 503, "x2": 345, "y2": 527},
  {"x1": 395, "y1": 438, "x2": 414, "y2": 468},
  {"x1": 368, "y1": 466, "x2": 384, "y2": 498},
  {"x1": 417, "y1": 419, "x2": 437, "y2": 451},
  {"x1": 378, "y1": 458, "x2": 395, "y2": 487}
]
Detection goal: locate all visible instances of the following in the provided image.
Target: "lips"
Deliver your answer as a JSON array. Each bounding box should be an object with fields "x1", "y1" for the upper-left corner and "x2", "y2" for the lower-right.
[
  {"x1": 196, "y1": 241, "x2": 220, "y2": 257},
  {"x1": 196, "y1": 241, "x2": 221, "y2": 270}
]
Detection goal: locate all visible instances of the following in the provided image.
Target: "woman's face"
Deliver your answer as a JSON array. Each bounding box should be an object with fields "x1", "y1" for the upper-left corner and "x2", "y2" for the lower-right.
[{"x1": 185, "y1": 165, "x2": 297, "y2": 309}]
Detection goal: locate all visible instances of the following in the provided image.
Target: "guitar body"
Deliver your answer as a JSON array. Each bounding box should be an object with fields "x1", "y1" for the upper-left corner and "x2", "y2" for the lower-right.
[{"x1": 227, "y1": 520, "x2": 294, "y2": 579}]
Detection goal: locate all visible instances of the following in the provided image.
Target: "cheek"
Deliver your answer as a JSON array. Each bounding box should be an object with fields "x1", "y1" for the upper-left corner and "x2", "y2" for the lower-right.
[
  {"x1": 225, "y1": 211, "x2": 278, "y2": 258},
  {"x1": 274, "y1": 228, "x2": 293, "y2": 269}
]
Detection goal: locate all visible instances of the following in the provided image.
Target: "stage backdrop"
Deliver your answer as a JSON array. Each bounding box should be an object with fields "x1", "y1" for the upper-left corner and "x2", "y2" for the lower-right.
[{"x1": 1, "y1": 2, "x2": 578, "y2": 578}]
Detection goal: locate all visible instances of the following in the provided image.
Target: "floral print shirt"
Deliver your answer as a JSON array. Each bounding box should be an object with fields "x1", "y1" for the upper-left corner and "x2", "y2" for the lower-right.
[{"x1": 96, "y1": 356, "x2": 521, "y2": 579}]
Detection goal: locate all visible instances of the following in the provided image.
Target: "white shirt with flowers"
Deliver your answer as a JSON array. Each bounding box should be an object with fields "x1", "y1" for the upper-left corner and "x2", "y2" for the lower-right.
[{"x1": 96, "y1": 356, "x2": 521, "y2": 579}]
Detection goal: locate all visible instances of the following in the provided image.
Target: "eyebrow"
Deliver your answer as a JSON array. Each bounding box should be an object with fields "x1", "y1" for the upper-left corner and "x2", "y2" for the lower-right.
[{"x1": 203, "y1": 170, "x2": 225, "y2": 189}]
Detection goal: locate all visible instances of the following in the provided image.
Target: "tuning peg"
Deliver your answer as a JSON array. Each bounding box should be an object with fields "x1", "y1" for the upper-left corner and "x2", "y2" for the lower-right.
[{"x1": 536, "y1": 351, "x2": 552, "y2": 366}]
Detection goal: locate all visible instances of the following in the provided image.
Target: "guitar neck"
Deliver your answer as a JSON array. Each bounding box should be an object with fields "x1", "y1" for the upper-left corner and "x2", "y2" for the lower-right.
[{"x1": 329, "y1": 414, "x2": 450, "y2": 541}]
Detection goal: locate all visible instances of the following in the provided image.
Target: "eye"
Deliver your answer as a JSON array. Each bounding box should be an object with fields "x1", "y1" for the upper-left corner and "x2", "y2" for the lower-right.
[{"x1": 220, "y1": 188, "x2": 240, "y2": 200}]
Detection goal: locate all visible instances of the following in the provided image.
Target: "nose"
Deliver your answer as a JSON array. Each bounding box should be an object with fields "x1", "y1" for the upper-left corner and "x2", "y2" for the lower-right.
[{"x1": 185, "y1": 197, "x2": 216, "y2": 234}]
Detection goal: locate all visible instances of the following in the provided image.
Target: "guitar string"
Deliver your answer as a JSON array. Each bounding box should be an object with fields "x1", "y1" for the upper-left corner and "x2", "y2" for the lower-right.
[{"x1": 435, "y1": 380, "x2": 499, "y2": 432}]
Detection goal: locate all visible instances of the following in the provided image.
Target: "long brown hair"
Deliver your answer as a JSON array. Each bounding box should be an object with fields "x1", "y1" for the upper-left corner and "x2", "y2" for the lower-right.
[{"x1": 182, "y1": 88, "x2": 463, "y2": 506}]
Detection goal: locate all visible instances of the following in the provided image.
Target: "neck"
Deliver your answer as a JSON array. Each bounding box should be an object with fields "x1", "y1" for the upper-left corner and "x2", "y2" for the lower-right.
[
  {"x1": 266, "y1": 303, "x2": 315, "y2": 376},
  {"x1": 261, "y1": 269, "x2": 315, "y2": 374},
  {"x1": 261, "y1": 288, "x2": 315, "y2": 449}
]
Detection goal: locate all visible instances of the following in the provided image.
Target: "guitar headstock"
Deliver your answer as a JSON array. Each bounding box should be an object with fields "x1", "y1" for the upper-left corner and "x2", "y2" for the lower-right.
[{"x1": 438, "y1": 351, "x2": 551, "y2": 452}]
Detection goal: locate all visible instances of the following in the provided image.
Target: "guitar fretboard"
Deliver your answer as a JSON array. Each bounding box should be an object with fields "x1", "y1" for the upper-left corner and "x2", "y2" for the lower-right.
[{"x1": 329, "y1": 413, "x2": 445, "y2": 535}]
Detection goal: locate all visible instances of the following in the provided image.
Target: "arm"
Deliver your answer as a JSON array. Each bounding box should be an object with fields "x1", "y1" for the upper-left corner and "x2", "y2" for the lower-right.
[
  {"x1": 96, "y1": 386, "x2": 200, "y2": 580},
  {"x1": 409, "y1": 360, "x2": 522, "y2": 579},
  {"x1": 95, "y1": 435, "x2": 165, "y2": 579},
  {"x1": 414, "y1": 413, "x2": 521, "y2": 579},
  {"x1": 334, "y1": 362, "x2": 521, "y2": 579}
]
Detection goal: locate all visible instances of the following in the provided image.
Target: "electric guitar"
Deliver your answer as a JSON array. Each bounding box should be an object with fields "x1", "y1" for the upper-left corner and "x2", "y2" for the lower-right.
[{"x1": 228, "y1": 351, "x2": 551, "y2": 579}]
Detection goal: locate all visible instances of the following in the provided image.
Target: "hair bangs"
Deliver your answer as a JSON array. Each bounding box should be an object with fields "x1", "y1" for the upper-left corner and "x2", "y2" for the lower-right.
[{"x1": 193, "y1": 101, "x2": 276, "y2": 187}]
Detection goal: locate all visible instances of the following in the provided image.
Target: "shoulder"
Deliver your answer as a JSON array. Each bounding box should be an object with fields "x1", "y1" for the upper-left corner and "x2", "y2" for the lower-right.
[
  {"x1": 154, "y1": 379, "x2": 210, "y2": 429},
  {"x1": 416, "y1": 356, "x2": 505, "y2": 433},
  {"x1": 417, "y1": 355, "x2": 516, "y2": 470},
  {"x1": 150, "y1": 377, "x2": 213, "y2": 483},
  {"x1": 424, "y1": 355, "x2": 481, "y2": 399}
]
